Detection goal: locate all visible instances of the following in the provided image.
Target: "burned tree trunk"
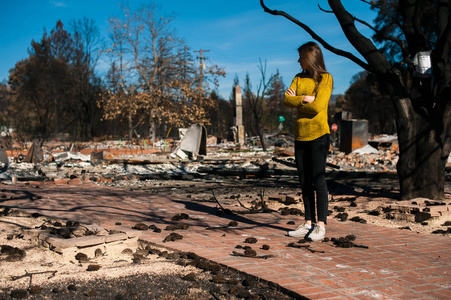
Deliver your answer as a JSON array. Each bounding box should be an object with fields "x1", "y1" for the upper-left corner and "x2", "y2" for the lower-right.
[
  {"x1": 255, "y1": 116, "x2": 267, "y2": 151},
  {"x1": 391, "y1": 89, "x2": 450, "y2": 200}
]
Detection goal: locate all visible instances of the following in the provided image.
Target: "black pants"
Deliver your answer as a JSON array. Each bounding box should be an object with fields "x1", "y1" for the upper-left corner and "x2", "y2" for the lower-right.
[{"x1": 295, "y1": 134, "x2": 330, "y2": 224}]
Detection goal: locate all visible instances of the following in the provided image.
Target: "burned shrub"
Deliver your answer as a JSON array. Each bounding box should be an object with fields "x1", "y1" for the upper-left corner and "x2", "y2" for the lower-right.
[
  {"x1": 1, "y1": 245, "x2": 26, "y2": 261},
  {"x1": 132, "y1": 223, "x2": 149, "y2": 231},
  {"x1": 350, "y1": 216, "x2": 367, "y2": 224},
  {"x1": 163, "y1": 232, "x2": 183, "y2": 243},
  {"x1": 334, "y1": 213, "x2": 348, "y2": 221}
]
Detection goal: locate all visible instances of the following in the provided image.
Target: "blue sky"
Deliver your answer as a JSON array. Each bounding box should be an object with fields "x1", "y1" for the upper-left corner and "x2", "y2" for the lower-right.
[{"x1": 0, "y1": 0, "x2": 377, "y2": 99}]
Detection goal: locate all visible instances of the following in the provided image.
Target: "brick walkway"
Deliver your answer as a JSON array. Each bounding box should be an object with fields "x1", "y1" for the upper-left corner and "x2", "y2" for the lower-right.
[{"x1": 1, "y1": 181, "x2": 450, "y2": 300}]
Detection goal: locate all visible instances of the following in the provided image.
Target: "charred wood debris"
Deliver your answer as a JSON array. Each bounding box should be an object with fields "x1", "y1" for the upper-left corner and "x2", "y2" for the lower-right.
[
  {"x1": 1, "y1": 135, "x2": 450, "y2": 222},
  {"x1": 1, "y1": 134, "x2": 450, "y2": 300},
  {"x1": 1, "y1": 134, "x2": 450, "y2": 236},
  {"x1": 0, "y1": 134, "x2": 408, "y2": 184}
]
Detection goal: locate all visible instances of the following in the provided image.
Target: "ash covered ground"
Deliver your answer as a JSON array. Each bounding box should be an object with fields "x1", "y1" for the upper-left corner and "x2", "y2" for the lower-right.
[{"x1": 0, "y1": 146, "x2": 450, "y2": 299}]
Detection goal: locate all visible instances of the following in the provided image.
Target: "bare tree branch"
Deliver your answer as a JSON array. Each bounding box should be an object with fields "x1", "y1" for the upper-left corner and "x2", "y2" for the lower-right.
[
  {"x1": 327, "y1": 0, "x2": 392, "y2": 74},
  {"x1": 437, "y1": 0, "x2": 449, "y2": 39},
  {"x1": 432, "y1": 18, "x2": 451, "y2": 96},
  {"x1": 10, "y1": 270, "x2": 58, "y2": 287},
  {"x1": 354, "y1": 16, "x2": 377, "y2": 32},
  {"x1": 318, "y1": 3, "x2": 333, "y2": 13},
  {"x1": 211, "y1": 191, "x2": 226, "y2": 211},
  {"x1": 399, "y1": 0, "x2": 429, "y2": 54},
  {"x1": 320, "y1": 2, "x2": 409, "y2": 65},
  {"x1": 243, "y1": 58, "x2": 271, "y2": 150},
  {"x1": 260, "y1": 0, "x2": 371, "y2": 71},
  {"x1": 360, "y1": 0, "x2": 380, "y2": 9},
  {"x1": 352, "y1": 13, "x2": 408, "y2": 61}
]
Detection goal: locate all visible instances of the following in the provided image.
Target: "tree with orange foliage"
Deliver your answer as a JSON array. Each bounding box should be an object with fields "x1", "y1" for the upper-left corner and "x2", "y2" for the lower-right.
[{"x1": 101, "y1": 3, "x2": 225, "y2": 142}]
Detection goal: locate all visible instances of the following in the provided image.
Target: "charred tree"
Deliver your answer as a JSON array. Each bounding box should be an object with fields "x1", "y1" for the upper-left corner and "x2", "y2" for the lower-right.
[{"x1": 260, "y1": 0, "x2": 451, "y2": 200}]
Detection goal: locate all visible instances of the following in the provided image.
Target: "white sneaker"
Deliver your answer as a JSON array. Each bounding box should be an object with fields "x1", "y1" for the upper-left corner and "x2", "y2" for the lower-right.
[
  {"x1": 307, "y1": 225, "x2": 325, "y2": 242},
  {"x1": 287, "y1": 223, "x2": 312, "y2": 237}
]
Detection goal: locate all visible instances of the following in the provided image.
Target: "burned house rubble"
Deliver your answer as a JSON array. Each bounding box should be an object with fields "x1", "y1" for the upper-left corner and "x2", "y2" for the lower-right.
[
  {"x1": 0, "y1": 133, "x2": 449, "y2": 184},
  {"x1": 1, "y1": 133, "x2": 450, "y2": 223},
  {"x1": 0, "y1": 133, "x2": 450, "y2": 299}
]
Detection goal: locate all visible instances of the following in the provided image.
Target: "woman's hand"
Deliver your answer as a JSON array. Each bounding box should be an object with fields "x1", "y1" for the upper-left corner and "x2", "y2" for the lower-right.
[
  {"x1": 302, "y1": 95, "x2": 315, "y2": 104},
  {"x1": 286, "y1": 87, "x2": 296, "y2": 96}
]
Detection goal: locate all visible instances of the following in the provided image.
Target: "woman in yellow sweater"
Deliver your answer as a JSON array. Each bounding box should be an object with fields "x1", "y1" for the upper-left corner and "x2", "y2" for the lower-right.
[{"x1": 284, "y1": 42, "x2": 333, "y2": 241}]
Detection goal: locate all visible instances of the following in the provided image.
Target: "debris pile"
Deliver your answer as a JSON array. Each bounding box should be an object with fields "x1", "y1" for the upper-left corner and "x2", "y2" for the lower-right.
[
  {"x1": 328, "y1": 148, "x2": 398, "y2": 172},
  {"x1": 0, "y1": 208, "x2": 142, "y2": 261},
  {"x1": 380, "y1": 198, "x2": 451, "y2": 223},
  {"x1": 0, "y1": 132, "x2": 427, "y2": 189}
]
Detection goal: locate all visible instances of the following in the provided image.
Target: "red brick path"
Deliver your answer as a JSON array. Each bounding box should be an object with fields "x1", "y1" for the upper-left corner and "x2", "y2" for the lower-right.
[{"x1": 1, "y1": 182, "x2": 450, "y2": 299}]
